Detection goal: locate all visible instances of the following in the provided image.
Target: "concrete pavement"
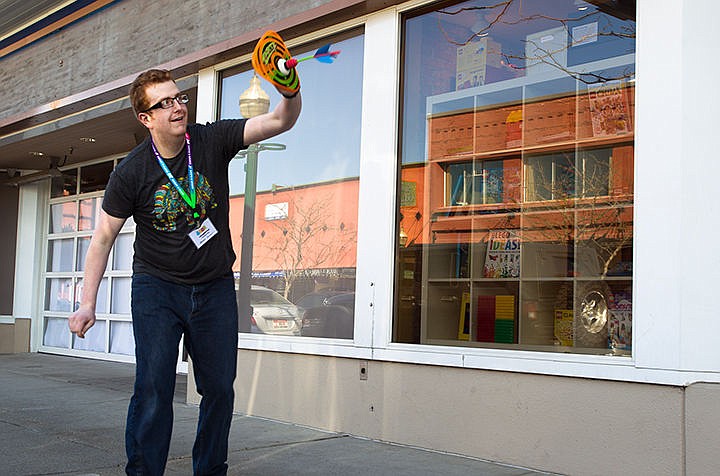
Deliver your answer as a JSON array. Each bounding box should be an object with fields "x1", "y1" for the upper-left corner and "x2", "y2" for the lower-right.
[{"x1": 0, "y1": 353, "x2": 553, "y2": 475}]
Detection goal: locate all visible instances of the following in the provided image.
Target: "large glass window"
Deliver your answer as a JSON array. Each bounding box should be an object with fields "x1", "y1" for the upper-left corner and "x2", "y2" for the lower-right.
[
  {"x1": 219, "y1": 30, "x2": 364, "y2": 339},
  {"x1": 42, "y1": 160, "x2": 136, "y2": 355},
  {"x1": 395, "y1": 0, "x2": 634, "y2": 355}
]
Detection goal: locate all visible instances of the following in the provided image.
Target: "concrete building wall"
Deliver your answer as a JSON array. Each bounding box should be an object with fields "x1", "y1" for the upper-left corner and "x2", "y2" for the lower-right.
[
  {"x1": 686, "y1": 383, "x2": 720, "y2": 476},
  {"x1": 0, "y1": 319, "x2": 30, "y2": 353},
  {"x1": 0, "y1": 324, "x2": 14, "y2": 353},
  {"x1": 0, "y1": 0, "x2": 333, "y2": 120},
  {"x1": 190, "y1": 351, "x2": 697, "y2": 475}
]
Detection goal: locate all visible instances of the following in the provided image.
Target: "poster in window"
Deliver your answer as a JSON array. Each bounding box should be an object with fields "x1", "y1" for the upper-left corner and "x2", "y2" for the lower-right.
[
  {"x1": 588, "y1": 83, "x2": 631, "y2": 137},
  {"x1": 554, "y1": 309, "x2": 574, "y2": 346},
  {"x1": 608, "y1": 290, "x2": 632, "y2": 351},
  {"x1": 483, "y1": 230, "x2": 520, "y2": 278}
]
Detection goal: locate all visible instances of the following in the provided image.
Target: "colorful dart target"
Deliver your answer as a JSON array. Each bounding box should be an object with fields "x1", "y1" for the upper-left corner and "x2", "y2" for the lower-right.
[{"x1": 251, "y1": 31, "x2": 300, "y2": 96}]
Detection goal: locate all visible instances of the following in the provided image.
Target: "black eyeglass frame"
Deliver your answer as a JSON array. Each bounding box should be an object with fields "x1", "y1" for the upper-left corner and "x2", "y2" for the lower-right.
[{"x1": 143, "y1": 93, "x2": 190, "y2": 112}]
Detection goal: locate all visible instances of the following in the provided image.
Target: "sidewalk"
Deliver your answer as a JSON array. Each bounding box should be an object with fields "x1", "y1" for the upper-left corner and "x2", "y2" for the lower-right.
[{"x1": 0, "y1": 353, "x2": 552, "y2": 476}]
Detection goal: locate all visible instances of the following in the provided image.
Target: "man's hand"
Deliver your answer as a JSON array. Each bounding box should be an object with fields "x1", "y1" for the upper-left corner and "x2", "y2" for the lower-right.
[{"x1": 69, "y1": 306, "x2": 96, "y2": 339}]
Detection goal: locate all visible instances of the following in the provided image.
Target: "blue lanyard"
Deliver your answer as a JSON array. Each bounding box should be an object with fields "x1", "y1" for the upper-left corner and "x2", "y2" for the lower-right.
[{"x1": 151, "y1": 133, "x2": 199, "y2": 218}]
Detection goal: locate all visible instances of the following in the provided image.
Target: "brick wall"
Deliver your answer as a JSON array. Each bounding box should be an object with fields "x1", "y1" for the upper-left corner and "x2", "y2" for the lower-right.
[{"x1": 0, "y1": 0, "x2": 331, "y2": 120}]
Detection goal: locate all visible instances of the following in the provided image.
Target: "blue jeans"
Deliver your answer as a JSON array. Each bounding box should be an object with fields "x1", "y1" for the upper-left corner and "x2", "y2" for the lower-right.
[{"x1": 126, "y1": 273, "x2": 238, "y2": 476}]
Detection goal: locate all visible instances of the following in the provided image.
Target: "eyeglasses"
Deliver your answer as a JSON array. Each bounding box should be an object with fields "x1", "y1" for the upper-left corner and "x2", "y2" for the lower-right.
[{"x1": 143, "y1": 93, "x2": 189, "y2": 112}]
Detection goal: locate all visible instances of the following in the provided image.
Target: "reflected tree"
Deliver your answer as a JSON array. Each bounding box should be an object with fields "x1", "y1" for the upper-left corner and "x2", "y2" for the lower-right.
[
  {"x1": 257, "y1": 193, "x2": 357, "y2": 299},
  {"x1": 522, "y1": 147, "x2": 633, "y2": 277}
]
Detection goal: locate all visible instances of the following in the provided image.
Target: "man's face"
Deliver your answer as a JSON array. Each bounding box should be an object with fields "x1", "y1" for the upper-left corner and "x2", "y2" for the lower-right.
[{"x1": 139, "y1": 81, "x2": 188, "y2": 139}]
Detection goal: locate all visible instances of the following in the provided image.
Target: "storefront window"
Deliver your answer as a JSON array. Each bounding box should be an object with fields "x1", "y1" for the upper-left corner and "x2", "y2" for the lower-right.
[
  {"x1": 394, "y1": 0, "x2": 635, "y2": 355},
  {"x1": 51, "y1": 169, "x2": 78, "y2": 198},
  {"x1": 42, "y1": 160, "x2": 135, "y2": 354},
  {"x1": 219, "y1": 31, "x2": 364, "y2": 339}
]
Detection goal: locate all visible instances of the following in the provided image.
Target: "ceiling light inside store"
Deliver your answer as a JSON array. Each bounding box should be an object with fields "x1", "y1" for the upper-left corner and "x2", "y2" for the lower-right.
[{"x1": 574, "y1": 0, "x2": 590, "y2": 11}]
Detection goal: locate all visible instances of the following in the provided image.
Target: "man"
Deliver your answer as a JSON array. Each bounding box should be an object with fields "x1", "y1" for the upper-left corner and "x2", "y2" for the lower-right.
[{"x1": 68, "y1": 68, "x2": 301, "y2": 475}]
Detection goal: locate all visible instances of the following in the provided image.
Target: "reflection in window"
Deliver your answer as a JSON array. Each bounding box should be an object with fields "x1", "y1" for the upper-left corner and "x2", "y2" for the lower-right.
[
  {"x1": 447, "y1": 160, "x2": 504, "y2": 205},
  {"x1": 51, "y1": 169, "x2": 78, "y2": 198},
  {"x1": 79, "y1": 197, "x2": 101, "y2": 231},
  {"x1": 73, "y1": 320, "x2": 107, "y2": 352},
  {"x1": 113, "y1": 233, "x2": 134, "y2": 270},
  {"x1": 111, "y1": 277, "x2": 132, "y2": 314},
  {"x1": 79, "y1": 162, "x2": 113, "y2": 194},
  {"x1": 44, "y1": 318, "x2": 69, "y2": 348},
  {"x1": 110, "y1": 321, "x2": 134, "y2": 355},
  {"x1": 77, "y1": 237, "x2": 91, "y2": 271},
  {"x1": 76, "y1": 277, "x2": 109, "y2": 313},
  {"x1": 45, "y1": 278, "x2": 74, "y2": 312},
  {"x1": 525, "y1": 152, "x2": 576, "y2": 201},
  {"x1": 525, "y1": 148, "x2": 612, "y2": 202},
  {"x1": 49, "y1": 202, "x2": 77, "y2": 233},
  {"x1": 394, "y1": 0, "x2": 635, "y2": 356},
  {"x1": 220, "y1": 31, "x2": 363, "y2": 339},
  {"x1": 47, "y1": 239, "x2": 75, "y2": 273}
]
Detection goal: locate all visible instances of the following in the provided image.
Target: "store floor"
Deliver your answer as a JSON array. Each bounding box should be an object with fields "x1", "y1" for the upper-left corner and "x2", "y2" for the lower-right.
[{"x1": 0, "y1": 353, "x2": 554, "y2": 476}]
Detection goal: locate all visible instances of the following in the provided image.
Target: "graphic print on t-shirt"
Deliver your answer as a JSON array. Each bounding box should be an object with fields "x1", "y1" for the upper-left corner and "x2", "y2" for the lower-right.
[{"x1": 152, "y1": 172, "x2": 217, "y2": 231}]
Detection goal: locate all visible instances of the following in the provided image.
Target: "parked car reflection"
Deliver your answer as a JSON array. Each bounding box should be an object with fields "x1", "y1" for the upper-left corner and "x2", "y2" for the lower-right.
[
  {"x1": 241, "y1": 285, "x2": 301, "y2": 336},
  {"x1": 296, "y1": 290, "x2": 355, "y2": 339}
]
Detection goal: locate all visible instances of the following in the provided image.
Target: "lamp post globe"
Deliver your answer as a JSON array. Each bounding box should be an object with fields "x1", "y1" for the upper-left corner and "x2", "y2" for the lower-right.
[{"x1": 239, "y1": 74, "x2": 270, "y2": 118}]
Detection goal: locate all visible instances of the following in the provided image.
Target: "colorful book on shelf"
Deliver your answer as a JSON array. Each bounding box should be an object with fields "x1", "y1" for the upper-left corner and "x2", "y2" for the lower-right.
[
  {"x1": 476, "y1": 295, "x2": 495, "y2": 342},
  {"x1": 554, "y1": 309, "x2": 574, "y2": 346},
  {"x1": 587, "y1": 82, "x2": 632, "y2": 137},
  {"x1": 494, "y1": 295, "x2": 515, "y2": 343},
  {"x1": 476, "y1": 295, "x2": 515, "y2": 343},
  {"x1": 483, "y1": 230, "x2": 520, "y2": 278},
  {"x1": 608, "y1": 290, "x2": 632, "y2": 350},
  {"x1": 457, "y1": 292, "x2": 471, "y2": 340}
]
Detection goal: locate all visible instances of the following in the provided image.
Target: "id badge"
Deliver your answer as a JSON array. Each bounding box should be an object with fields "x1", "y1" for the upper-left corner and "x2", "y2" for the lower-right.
[{"x1": 188, "y1": 218, "x2": 218, "y2": 249}]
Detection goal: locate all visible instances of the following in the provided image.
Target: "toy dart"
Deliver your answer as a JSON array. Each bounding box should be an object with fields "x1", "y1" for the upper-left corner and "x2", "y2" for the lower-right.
[{"x1": 251, "y1": 30, "x2": 340, "y2": 96}]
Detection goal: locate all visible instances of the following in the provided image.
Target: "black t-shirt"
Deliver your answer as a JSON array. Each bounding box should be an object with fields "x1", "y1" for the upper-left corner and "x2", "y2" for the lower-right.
[{"x1": 102, "y1": 120, "x2": 247, "y2": 284}]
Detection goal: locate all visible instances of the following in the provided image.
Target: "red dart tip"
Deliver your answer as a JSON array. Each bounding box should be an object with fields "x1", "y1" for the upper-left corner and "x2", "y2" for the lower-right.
[{"x1": 286, "y1": 58, "x2": 298, "y2": 69}]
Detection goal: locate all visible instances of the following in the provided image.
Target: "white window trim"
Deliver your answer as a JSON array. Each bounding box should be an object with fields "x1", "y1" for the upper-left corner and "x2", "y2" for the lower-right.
[
  {"x1": 27, "y1": 156, "x2": 148, "y2": 365},
  {"x1": 195, "y1": 0, "x2": 720, "y2": 386}
]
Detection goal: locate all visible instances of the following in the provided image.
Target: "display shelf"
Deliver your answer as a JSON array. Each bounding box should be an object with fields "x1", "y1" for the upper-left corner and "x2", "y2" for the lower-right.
[
  {"x1": 419, "y1": 53, "x2": 634, "y2": 352},
  {"x1": 421, "y1": 338, "x2": 626, "y2": 355},
  {"x1": 427, "y1": 278, "x2": 472, "y2": 283}
]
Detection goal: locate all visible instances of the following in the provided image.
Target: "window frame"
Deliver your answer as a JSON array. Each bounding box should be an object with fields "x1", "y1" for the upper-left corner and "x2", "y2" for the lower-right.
[
  {"x1": 201, "y1": 20, "x2": 374, "y2": 359},
  {"x1": 39, "y1": 154, "x2": 137, "y2": 361},
  {"x1": 191, "y1": 0, "x2": 720, "y2": 386}
]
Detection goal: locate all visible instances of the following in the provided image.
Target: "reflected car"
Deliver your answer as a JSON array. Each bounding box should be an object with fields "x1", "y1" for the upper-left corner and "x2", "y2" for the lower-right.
[
  {"x1": 296, "y1": 290, "x2": 355, "y2": 314},
  {"x1": 242, "y1": 285, "x2": 300, "y2": 336},
  {"x1": 296, "y1": 291, "x2": 355, "y2": 338}
]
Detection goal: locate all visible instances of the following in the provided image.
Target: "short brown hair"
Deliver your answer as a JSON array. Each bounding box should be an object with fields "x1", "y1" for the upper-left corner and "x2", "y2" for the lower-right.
[{"x1": 129, "y1": 69, "x2": 175, "y2": 115}]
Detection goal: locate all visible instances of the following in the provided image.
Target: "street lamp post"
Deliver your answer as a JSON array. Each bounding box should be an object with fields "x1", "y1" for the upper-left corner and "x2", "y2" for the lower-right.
[{"x1": 236, "y1": 75, "x2": 286, "y2": 332}]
